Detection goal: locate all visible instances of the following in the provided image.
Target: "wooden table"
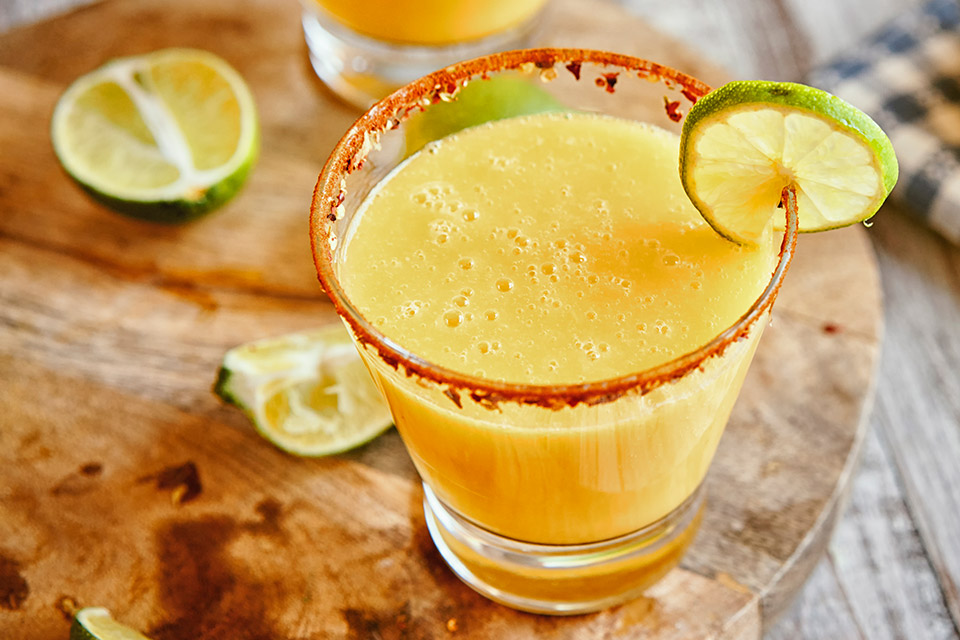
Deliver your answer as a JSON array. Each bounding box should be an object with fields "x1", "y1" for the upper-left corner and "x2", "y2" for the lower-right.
[{"x1": 1, "y1": 1, "x2": 958, "y2": 639}]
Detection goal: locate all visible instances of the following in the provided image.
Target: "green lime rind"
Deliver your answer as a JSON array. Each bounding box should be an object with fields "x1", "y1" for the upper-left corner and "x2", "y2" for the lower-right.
[
  {"x1": 71, "y1": 145, "x2": 257, "y2": 224},
  {"x1": 679, "y1": 80, "x2": 899, "y2": 243},
  {"x1": 212, "y1": 365, "x2": 244, "y2": 410},
  {"x1": 404, "y1": 75, "x2": 566, "y2": 156},
  {"x1": 254, "y1": 416, "x2": 392, "y2": 458},
  {"x1": 683, "y1": 81, "x2": 899, "y2": 195},
  {"x1": 70, "y1": 608, "x2": 153, "y2": 640},
  {"x1": 51, "y1": 48, "x2": 259, "y2": 224}
]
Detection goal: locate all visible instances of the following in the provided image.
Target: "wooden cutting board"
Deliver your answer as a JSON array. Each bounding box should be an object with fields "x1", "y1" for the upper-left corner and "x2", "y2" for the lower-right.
[{"x1": 0, "y1": 0, "x2": 882, "y2": 638}]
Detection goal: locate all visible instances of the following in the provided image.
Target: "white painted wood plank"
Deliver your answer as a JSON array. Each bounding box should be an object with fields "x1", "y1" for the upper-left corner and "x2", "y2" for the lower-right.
[
  {"x1": 870, "y1": 206, "x2": 960, "y2": 632},
  {"x1": 832, "y1": 421, "x2": 956, "y2": 639},
  {"x1": 0, "y1": 0, "x2": 96, "y2": 31},
  {"x1": 765, "y1": 555, "x2": 865, "y2": 640},
  {"x1": 618, "y1": 0, "x2": 924, "y2": 80},
  {"x1": 615, "y1": 0, "x2": 811, "y2": 79},
  {"x1": 782, "y1": 0, "x2": 927, "y2": 68},
  {"x1": 770, "y1": 420, "x2": 957, "y2": 639}
]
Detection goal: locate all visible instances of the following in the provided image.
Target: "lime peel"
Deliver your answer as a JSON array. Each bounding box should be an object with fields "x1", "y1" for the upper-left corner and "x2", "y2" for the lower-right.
[
  {"x1": 679, "y1": 80, "x2": 898, "y2": 245},
  {"x1": 70, "y1": 607, "x2": 153, "y2": 640}
]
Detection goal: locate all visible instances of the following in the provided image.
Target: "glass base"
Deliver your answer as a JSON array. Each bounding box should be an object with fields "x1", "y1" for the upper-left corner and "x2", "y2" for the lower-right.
[
  {"x1": 301, "y1": 4, "x2": 546, "y2": 109},
  {"x1": 422, "y1": 482, "x2": 705, "y2": 615}
]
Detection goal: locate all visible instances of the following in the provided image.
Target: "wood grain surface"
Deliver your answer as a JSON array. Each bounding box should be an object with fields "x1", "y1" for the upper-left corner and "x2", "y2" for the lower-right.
[{"x1": 0, "y1": 0, "x2": 899, "y2": 638}]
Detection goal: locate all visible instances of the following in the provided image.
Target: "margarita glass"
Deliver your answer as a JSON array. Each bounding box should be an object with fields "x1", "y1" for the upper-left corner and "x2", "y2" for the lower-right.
[
  {"x1": 301, "y1": 0, "x2": 551, "y2": 108},
  {"x1": 310, "y1": 49, "x2": 798, "y2": 614}
]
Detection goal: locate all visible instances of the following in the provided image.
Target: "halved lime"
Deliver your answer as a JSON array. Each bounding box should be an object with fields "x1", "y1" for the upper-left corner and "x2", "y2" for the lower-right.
[
  {"x1": 51, "y1": 48, "x2": 259, "y2": 223},
  {"x1": 214, "y1": 325, "x2": 393, "y2": 457},
  {"x1": 679, "y1": 80, "x2": 898, "y2": 244},
  {"x1": 70, "y1": 608, "x2": 152, "y2": 640}
]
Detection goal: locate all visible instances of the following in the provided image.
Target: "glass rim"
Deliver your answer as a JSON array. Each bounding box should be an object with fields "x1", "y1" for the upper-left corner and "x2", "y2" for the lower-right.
[{"x1": 310, "y1": 47, "x2": 799, "y2": 409}]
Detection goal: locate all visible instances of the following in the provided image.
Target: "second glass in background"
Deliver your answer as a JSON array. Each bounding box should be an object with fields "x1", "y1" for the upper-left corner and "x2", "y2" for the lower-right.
[{"x1": 301, "y1": 0, "x2": 551, "y2": 108}]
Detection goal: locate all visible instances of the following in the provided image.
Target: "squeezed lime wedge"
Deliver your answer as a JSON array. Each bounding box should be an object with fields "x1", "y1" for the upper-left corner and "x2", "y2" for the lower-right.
[
  {"x1": 214, "y1": 325, "x2": 393, "y2": 457},
  {"x1": 70, "y1": 608, "x2": 153, "y2": 640}
]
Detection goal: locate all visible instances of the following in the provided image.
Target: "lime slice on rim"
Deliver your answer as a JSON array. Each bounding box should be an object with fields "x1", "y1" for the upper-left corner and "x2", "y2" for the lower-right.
[
  {"x1": 51, "y1": 48, "x2": 259, "y2": 223},
  {"x1": 679, "y1": 80, "x2": 898, "y2": 244},
  {"x1": 214, "y1": 325, "x2": 393, "y2": 457},
  {"x1": 70, "y1": 608, "x2": 152, "y2": 640}
]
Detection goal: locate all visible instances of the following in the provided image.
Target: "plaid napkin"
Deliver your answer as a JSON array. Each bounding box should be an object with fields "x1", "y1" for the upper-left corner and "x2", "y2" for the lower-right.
[{"x1": 808, "y1": 0, "x2": 960, "y2": 245}]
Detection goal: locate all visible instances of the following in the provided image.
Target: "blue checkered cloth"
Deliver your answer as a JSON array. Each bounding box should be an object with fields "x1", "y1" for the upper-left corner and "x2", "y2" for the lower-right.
[{"x1": 808, "y1": 0, "x2": 960, "y2": 245}]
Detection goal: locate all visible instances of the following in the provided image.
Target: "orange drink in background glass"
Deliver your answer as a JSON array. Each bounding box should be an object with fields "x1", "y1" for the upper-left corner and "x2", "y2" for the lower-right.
[
  {"x1": 315, "y1": 0, "x2": 550, "y2": 45},
  {"x1": 310, "y1": 49, "x2": 798, "y2": 614},
  {"x1": 301, "y1": 0, "x2": 551, "y2": 108}
]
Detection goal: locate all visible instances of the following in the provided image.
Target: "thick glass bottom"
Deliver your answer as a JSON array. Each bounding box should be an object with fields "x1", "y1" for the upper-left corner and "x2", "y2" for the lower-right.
[
  {"x1": 300, "y1": 4, "x2": 544, "y2": 108},
  {"x1": 422, "y1": 482, "x2": 705, "y2": 615}
]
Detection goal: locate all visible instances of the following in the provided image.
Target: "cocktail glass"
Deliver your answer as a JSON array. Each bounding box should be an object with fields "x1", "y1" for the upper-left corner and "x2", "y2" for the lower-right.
[
  {"x1": 310, "y1": 49, "x2": 799, "y2": 614},
  {"x1": 301, "y1": 0, "x2": 551, "y2": 108}
]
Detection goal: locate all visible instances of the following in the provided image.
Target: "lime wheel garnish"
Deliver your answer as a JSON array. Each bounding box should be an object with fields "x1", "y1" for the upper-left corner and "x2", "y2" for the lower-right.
[{"x1": 679, "y1": 80, "x2": 898, "y2": 244}]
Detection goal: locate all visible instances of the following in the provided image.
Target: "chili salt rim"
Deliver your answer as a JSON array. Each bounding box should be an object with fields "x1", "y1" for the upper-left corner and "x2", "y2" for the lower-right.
[{"x1": 309, "y1": 48, "x2": 798, "y2": 410}]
